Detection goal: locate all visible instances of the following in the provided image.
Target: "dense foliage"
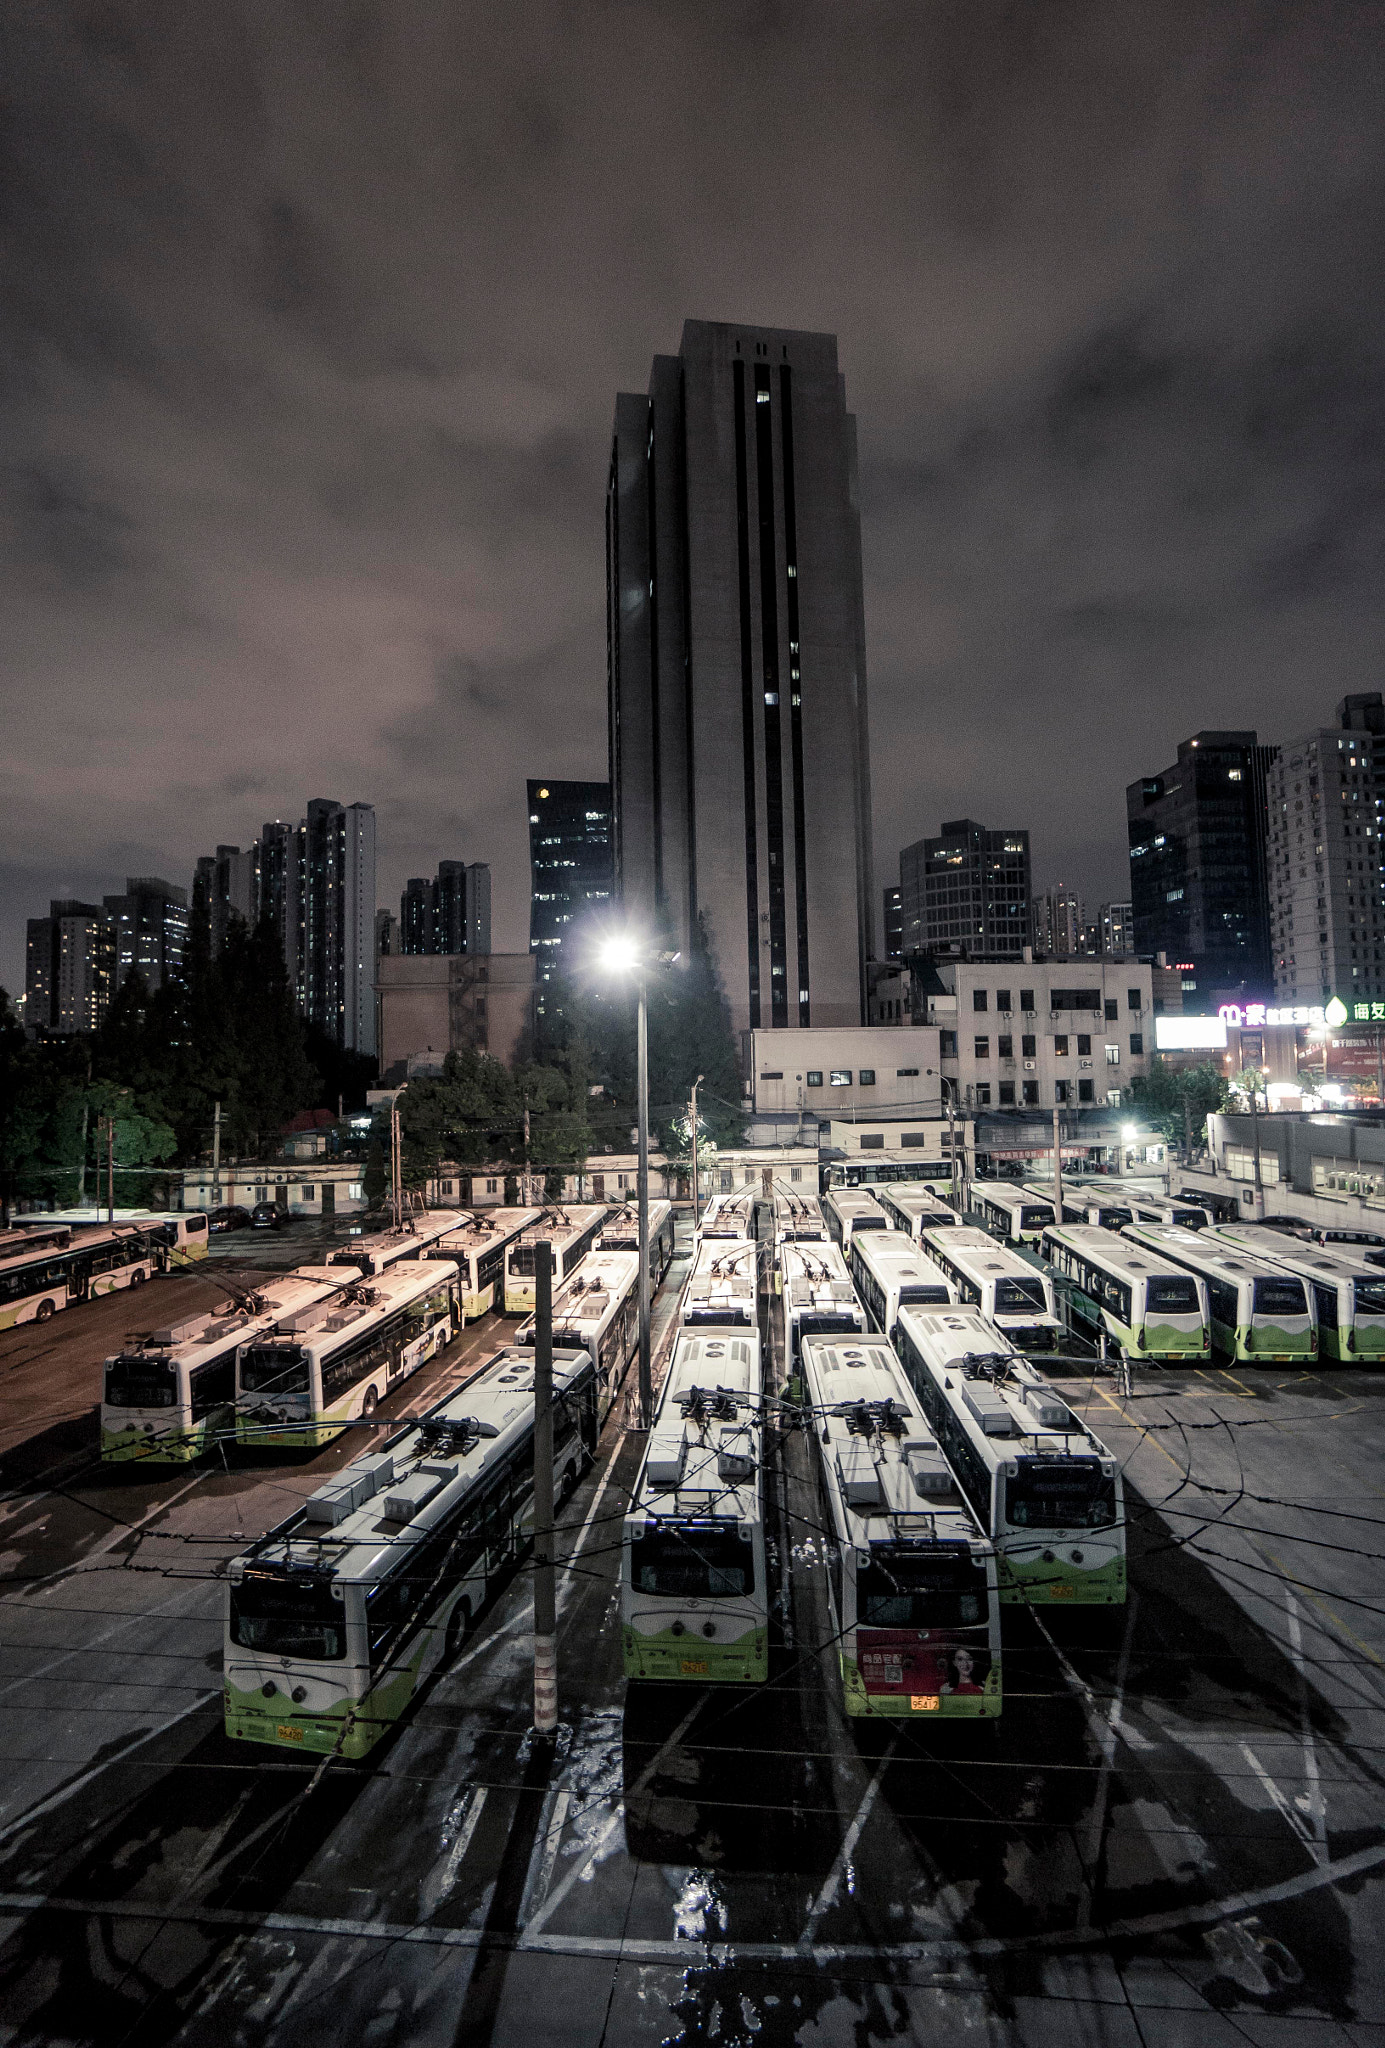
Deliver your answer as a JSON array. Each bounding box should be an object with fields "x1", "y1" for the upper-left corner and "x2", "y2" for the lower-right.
[{"x1": 1126, "y1": 1056, "x2": 1231, "y2": 1153}]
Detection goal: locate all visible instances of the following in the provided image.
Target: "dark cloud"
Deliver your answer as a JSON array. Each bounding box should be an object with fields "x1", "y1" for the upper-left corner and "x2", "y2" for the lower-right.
[{"x1": 1, "y1": 0, "x2": 1383, "y2": 988}]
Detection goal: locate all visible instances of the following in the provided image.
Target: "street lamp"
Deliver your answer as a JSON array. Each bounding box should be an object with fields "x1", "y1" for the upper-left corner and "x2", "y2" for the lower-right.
[{"x1": 599, "y1": 934, "x2": 677, "y2": 1429}]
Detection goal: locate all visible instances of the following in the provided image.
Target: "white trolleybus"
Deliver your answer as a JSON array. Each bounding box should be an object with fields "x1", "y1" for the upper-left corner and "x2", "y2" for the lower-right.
[
  {"x1": 419, "y1": 1208, "x2": 540, "y2": 1320},
  {"x1": 780, "y1": 1240, "x2": 866, "y2": 1368},
  {"x1": 0, "y1": 1221, "x2": 160, "y2": 1331},
  {"x1": 918, "y1": 1227, "x2": 1064, "y2": 1352},
  {"x1": 680, "y1": 1237, "x2": 759, "y2": 1330},
  {"x1": 699, "y1": 1187, "x2": 760, "y2": 1241},
  {"x1": 1104, "y1": 1182, "x2": 1213, "y2": 1230},
  {"x1": 599, "y1": 1200, "x2": 676, "y2": 1288},
  {"x1": 822, "y1": 1187, "x2": 890, "y2": 1252},
  {"x1": 503, "y1": 1206, "x2": 606, "y2": 1315},
  {"x1": 516, "y1": 1249, "x2": 642, "y2": 1409},
  {"x1": 1210, "y1": 1224, "x2": 1385, "y2": 1364},
  {"x1": 622, "y1": 1328, "x2": 767, "y2": 1684},
  {"x1": 772, "y1": 1186, "x2": 828, "y2": 1246},
  {"x1": 875, "y1": 1185, "x2": 961, "y2": 1241},
  {"x1": 1122, "y1": 1224, "x2": 1317, "y2": 1365},
  {"x1": 847, "y1": 1229, "x2": 956, "y2": 1345},
  {"x1": 1022, "y1": 1183, "x2": 1134, "y2": 1231},
  {"x1": 326, "y1": 1211, "x2": 469, "y2": 1281},
  {"x1": 895, "y1": 1305, "x2": 1127, "y2": 1606},
  {"x1": 102, "y1": 1266, "x2": 347, "y2": 1464},
  {"x1": 225, "y1": 1342, "x2": 600, "y2": 1758},
  {"x1": 31, "y1": 1210, "x2": 212, "y2": 1265},
  {"x1": 235, "y1": 1260, "x2": 462, "y2": 1450},
  {"x1": 801, "y1": 1332, "x2": 1001, "y2": 1720},
  {"x1": 1038, "y1": 1225, "x2": 1210, "y2": 1364},
  {"x1": 970, "y1": 1182, "x2": 1056, "y2": 1247}
]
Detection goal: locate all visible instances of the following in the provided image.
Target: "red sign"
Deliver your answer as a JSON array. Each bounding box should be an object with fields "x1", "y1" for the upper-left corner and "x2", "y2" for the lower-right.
[{"x1": 857, "y1": 1628, "x2": 991, "y2": 1698}]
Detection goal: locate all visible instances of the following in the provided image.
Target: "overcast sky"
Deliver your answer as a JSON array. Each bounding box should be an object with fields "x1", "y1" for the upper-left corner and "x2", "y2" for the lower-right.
[{"x1": 2, "y1": 1, "x2": 1382, "y2": 995}]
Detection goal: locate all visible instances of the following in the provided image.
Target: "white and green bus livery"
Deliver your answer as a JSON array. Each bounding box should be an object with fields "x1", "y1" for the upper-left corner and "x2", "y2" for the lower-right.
[
  {"x1": 504, "y1": 1206, "x2": 606, "y2": 1316},
  {"x1": 801, "y1": 1332, "x2": 1001, "y2": 1720},
  {"x1": 225, "y1": 1343, "x2": 600, "y2": 1758},
  {"x1": 918, "y1": 1226, "x2": 1064, "y2": 1352},
  {"x1": 421, "y1": 1208, "x2": 540, "y2": 1320},
  {"x1": 895, "y1": 1305, "x2": 1126, "y2": 1606},
  {"x1": 622, "y1": 1328, "x2": 767, "y2": 1684},
  {"x1": 326, "y1": 1210, "x2": 469, "y2": 1281},
  {"x1": 235, "y1": 1261, "x2": 461, "y2": 1450},
  {"x1": 599, "y1": 1200, "x2": 676, "y2": 1287},
  {"x1": 102, "y1": 1266, "x2": 346, "y2": 1463},
  {"x1": 1211, "y1": 1225, "x2": 1385, "y2": 1363},
  {"x1": 822, "y1": 1188, "x2": 890, "y2": 1251},
  {"x1": 516, "y1": 1249, "x2": 641, "y2": 1408},
  {"x1": 0, "y1": 1221, "x2": 159, "y2": 1331},
  {"x1": 1039, "y1": 1225, "x2": 1210, "y2": 1363},
  {"x1": 680, "y1": 1236, "x2": 758, "y2": 1329},
  {"x1": 847, "y1": 1229, "x2": 956, "y2": 1345},
  {"x1": 1024, "y1": 1184, "x2": 1134, "y2": 1231},
  {"x1": 1122, "y1": 1224, "x2": 1317, "y2": 1363},
  {"x1": 971, "y1": 1183, "x2": 1056, "y2": 1246},
  {"x1": 875, "y1": 1185, "x2": 961, "y2": 1240},
  {"x1": 781, "y1": 1240, "x2": 866, "y2": 1367}
]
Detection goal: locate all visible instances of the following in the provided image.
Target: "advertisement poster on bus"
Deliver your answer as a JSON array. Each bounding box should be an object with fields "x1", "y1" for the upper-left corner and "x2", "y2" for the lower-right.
[{"x1": 856, "y1": 1628, "x2": 992, "y2": 1700}]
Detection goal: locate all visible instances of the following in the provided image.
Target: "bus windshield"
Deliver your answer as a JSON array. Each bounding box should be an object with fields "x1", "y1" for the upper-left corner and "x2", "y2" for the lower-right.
[
  {"x1": 1172, "y1": 1209, "x2": 1207, "y2": 1228},
  {"x1": 898, "y1": 1284, "x2": 951, "y2": 1306},
  {"x1": 239, "y1": 1346, "x2": 310, "y2": 1394},
  {"x1": 631, "y1": 1526, "x2": 751, "y2": 1598},
  {"x1": 1146, "y1": 1277, "x2": 1201, "y2": 1313},
  {"x1": 1097, "y1": 1208, "x2": 1133, "y2": 1227},
  {"x1": 105, "y1": 1357, "x2": 178, "y2": 1409},
  {"x1": 1021, "y1": 1207, "x2": 1054, "y2": 1231},
  {"x1": 1355, "y1": 1279, "x2": 1385, "y2": 1316},
  {"x1": 230, "y1": 1574, "x2": 346, "y2": 1660},
  {"x1": 1005, "y1": 1457, "x2": 1117, "y2": 1530},
  {"x1": 995, "y1": 1278, "x2": 1046, "y2": 1313},
  {"x1": 857, "y1": 1550, "x2": 988, "y2": 1629},
  {"x1": 1253, "y1": 1277, "x2": 1308, "y2": 1318}
]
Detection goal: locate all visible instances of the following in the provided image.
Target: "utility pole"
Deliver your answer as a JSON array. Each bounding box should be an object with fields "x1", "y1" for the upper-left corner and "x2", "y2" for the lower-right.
[
  {"x1": 636, "y1": 962, "x2": 651, "y2": 1429},
  {"x1": 390, "y1": 1096, "x2": 404, "y2": 1225},
  {"x1": 531, "y1": 1240, "x2": 557, "y2": 1738},
  {"x1": 689, "y1": 1074, "x2": 704, "y2": 1230},
  {"x1": 1052, "y1": 1106, "x2": 1064, "y2": 1221},
  {"x1": 106, "y1": 1117, "x2": 115, "y2": 1224},
  {"x1": 524, "y1": 1098, "x2": 532, "y2": 1206},
  {"x1": 212, "y1": 1100, "x2": 222, "y2": 1204},
  {"x1": 1248, "y1": 1067, "x2": 1263, "y2": 1218}
]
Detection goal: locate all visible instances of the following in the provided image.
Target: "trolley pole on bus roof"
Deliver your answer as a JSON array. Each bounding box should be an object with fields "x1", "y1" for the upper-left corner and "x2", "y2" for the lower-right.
[{"x1": 532, "y1": 1239, "x2": 557, "y2": 1739}]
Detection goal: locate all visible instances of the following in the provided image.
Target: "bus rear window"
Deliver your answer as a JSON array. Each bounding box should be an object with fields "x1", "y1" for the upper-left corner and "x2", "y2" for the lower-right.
[
  {"x1": 684, "y1": 1307, "x2": 752, "y2": 1327},
  {"x1": 230, "y1": 1575, "x2": 346, "y2": 1660},
  {"x1": 1172, "y1": 1209, "x2": 1207, "y2": 1229},
  {"x1": 995, "y1": 1278, "x2": 1046, "y2": 1313},
  {"x1": 798, "y1": 1314, "x2": 860, "y2": 1342},
  {"x1": 1021, "y1": 1207, "x2": 1054, "y2": 1231},
  {"x1": 1253, "y1": 1278, "x2": 1308, "y2": 1318},
  {"x1": 105, "y1": 1358, "x2": 177, "y2": 1409},
  {"x1": 1005, "y1": 1458, "x2": 1116, "y2": 1530},
  {"x1": 1355, "y1": 1280, "x2": 1385, "y2": 1315},
  {"x1": 239, "y1": 1347, "x2": 309, "y2": 1394},
  {"x1": 631, "y1": 1527, "x2": 750, "y2": 1598},
  {"x1": 186, "y1": 1216, "x2": 208, "y2": 1235},
  {"x1": 1146, "y1": 1277, "x2": 1201, "y2": 1313},
  {"x1": 898, "y1": 1285, "x2": 951, "y2": 1306},
  {"x1": 1097, "y1": 1208, "x2": 1132, "y2": 1227},
  {"x1": 858, "y1": 1550, "x2": 988, "y2": 1629}
]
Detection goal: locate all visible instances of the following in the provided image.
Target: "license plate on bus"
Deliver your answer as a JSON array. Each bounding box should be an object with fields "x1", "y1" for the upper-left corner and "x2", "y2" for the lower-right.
[
  {"x1": 1049, "y1": 1584, "x2": 1074, "y2": 1599},
  {"x1": 910, "y1": 1695, "x2": 940, "y2": 1712},
  {"x1": 680, "y1": 1658, "x2": 708, "y2": 1676},
  {"x1": 276, "y1": 1724, "x2": 304, "y2": 1743}
]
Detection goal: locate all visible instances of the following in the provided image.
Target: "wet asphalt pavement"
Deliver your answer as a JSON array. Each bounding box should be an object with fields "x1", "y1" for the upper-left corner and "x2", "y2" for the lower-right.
[{"x1": 0, "y1": 1224, "x2": 1382, "y2": 2044}]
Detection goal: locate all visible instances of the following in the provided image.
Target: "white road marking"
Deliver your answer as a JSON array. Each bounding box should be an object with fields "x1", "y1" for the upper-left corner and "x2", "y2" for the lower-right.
[
  {"x1": 436, "y1": 1786, "x2": 488, "y2": 1904},
  {"x1": 799, "y1": 1739, "x2": 895, "y2": 1947},
  {"x1": 1240, "y1": 1743, "x2": 1323, "y2": 1861},
  {"x1": 519, "y1": 1788, "x2": 569, "y2": 1924},
  {"x1": 1284, "y1": 1586, "x2": 1329, "y2": 1864}
]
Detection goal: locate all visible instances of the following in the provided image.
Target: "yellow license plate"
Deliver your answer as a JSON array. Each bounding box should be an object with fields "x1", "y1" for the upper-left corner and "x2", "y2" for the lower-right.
[
  {"x1": 276, "y1": 1724, "x2": 304, "y2": 1743},
  {"x1": 1049, "y1": 1584, "x2": 1074, "y2": 1599},
  {"x1": 911, "y1": 1695, "x2": 940, "y2": 1712},
  {"x1": 679, "y1": 1659, "x2": 708, "y2": 1675}
]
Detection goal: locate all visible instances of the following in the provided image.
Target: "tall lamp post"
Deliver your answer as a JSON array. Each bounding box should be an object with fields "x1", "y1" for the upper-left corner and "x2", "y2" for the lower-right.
[{"x1": 599, "y1": 937, "x2": 677, "y2": 1429}]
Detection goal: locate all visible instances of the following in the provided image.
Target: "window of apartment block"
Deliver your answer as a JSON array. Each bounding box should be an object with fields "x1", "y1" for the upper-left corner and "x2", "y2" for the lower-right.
[
  {"x1": 1105, "y1": 1044, "x2": 1121, "y2": 1065},
  {"x1": 939, "y1": 1032, "x2": 957, "y2": 1057},
  {"x1": 1053, "y1": 1034, "x2": 1069, "y2": 1056},
  {"x1": 859, "y1": 1134, "x2": 883, "y2": 1149},
  {"x1": 998, "y1": 1081, "x2": 1016, "y2": 1105},
  {"x1": 1078, "y1": 1079, "x2": 1094, "y2": 1103},
  {"x1": 1054, "y1": 1081, "x2": 1070, "y2": 1104},
  {"x1": 1104, "y1": 998, "x2": 1119, "y2": 1021},
  {"x1": 830, "y1": 1070, "x2": 851, "y2": 1086},
  {"x1": 1022, "y1": 1081, "x2": 1038, "y2": 1105},
  {"x1": 301, "y1": 1184, "x2": 315, "y2": 1201},
  {"x1": 1020, "y1": 990, "x2": 1035, "y2": 1012},
  {"x1": 974, "y1": 1036, "x2": 990, "y2": 1059},
  {"x1": 897, "y1": 1066, "x2": 920, "y2": 1077},
  {"x1": 975, "y1": 1083, "x2": 992, "y2": 1106},
  {"x1": 790, "y1": 1167, "x2": 802, "y2": 1182},
  {"x1": 997, "y1": 1034, "x2": 1013, "y2": 1058},
  {"x1": 806, "y1": 1070, "x2": 823, "y2": 1087},
  {"x1": 1077, "y1": 1034, "x2": 1092, "y2": 1056},
  {"x1": 1127, "y1": 988, "x2": 1141, "y2": 1011},
  {"x1": 995, "y1": 988, "x2": 1011, "y2": 1010},
  {"x1": 1130, "y1": 1033, "x2": 1143, "y2": 1055},
  {"x1": 1107, "y1": 1088, "x2": 1122, "y2": 1107},
  {"x1": 1021, "y1": 1034, "x2": 1036, "y2": 1058},
  {"x1": 973, "y1": 989, "x2": 988, "y2": 1011},
  {"x1": 859, "y1": 1069, "x2": 876, "y2": 1085}
]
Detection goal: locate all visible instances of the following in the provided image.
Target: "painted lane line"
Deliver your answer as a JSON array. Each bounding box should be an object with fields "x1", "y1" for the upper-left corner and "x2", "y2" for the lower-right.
[
  {"x1": 519, "y1": 1788, "x2": 570, "y2": 1925},
  {"x1": 799, "y1": 1739, "x2": 896, "y2": 1947},
  {"x1": 1284, "y1": 1586, "x2": 1329, "y2": 1863},
  {"x1": 558, "y1": 1432, "x2": 628, "y2": 1620},
  {"x1": 1240, "y1": 1743, "x2": 1323, "y2": 1861},
  {"x1": 436, "y1": 1786, "x2": 488, "y2": 1905},
  {"x1": 0, "y1": 1689, "x2": 218, "y2": 1843}
]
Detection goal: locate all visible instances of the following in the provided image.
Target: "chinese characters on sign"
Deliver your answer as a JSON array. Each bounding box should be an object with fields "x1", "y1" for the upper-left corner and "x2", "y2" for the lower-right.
[{"x1": 1217, "y1": 998, "x2": 1359, "y2": 1029}]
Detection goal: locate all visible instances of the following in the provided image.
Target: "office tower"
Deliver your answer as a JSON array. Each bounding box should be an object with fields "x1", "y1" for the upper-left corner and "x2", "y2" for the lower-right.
[
  {"x1": 527, "y1": 780, "x2": 614, "y2": 980},
  {"x1": 1100, "y1": 901, "x2": 1134, "y2": 957},
  {"x1": 192, "y1": 845, "x2": 256, "y2": 956},
  {"x1": 899, "y1": 820, "x2": 1032, "y2": 960},
  {"x1": 101, "y1": 877, "x2": 188, "y2": 995},
  {"x1": 1032, "y1": 884, "x2": 1085, "y2": 958},
  {"x1": 1267, "y1": 694, "x2": 1385, "y2": 1006},
  {"x1": 257, "y1": 820, "x2": 306, "y2": 1005},
  {"x1": 1127, "y1": 732, "x2": 1272, "y2": 1004},
  {"x1": 882, "y1": 886, "x2": 903, "y2": 962},
  {"x1": 302, "y1": 799, "x2": 377, "y2": 1056},
  {"x1": 25, "y1": 901, "x2": 114, "y2": 1033},
  {"x1": 400, "y1": 877, "x2": 434, "y2": 954},
  {"x1": 607, "y1": 320, "x2": 873, "y2": 1035}
]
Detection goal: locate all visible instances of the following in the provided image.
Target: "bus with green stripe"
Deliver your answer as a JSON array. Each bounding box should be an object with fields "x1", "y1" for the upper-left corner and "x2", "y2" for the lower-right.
[
  {"x1": 1023, "y1": 1183, "x2": 1134, "y2": 1230},
  {"x1": 1038, "y1": 1224, "x2": 1210, "y2": 1363},
  {"x1": 875, "y1": 1185, "x2": 962, "y2": 1240},
  {"x1": 599, "y1": 1199, "x2": 676, "y2": 1288},
  {"x1": 917, "y1": 1226, "x2": 1064, "y2": 1352},
  {"x1": 225, "y1": 1342, "x2": 600, "y2": 1758},
  {"x1": 622, "y1": 1328, "x2": 767, "y2": 1684},
  {"x1": 503, "y1": 1206, "x2": 606, "y2": 1315},
  {"x1": 846, "y1": 1227, "x2": 956, "y2": 1345},
  {"x1": 802, "y1": 1331, "x2": 1001, "y2": 1720},
  {"x1": 102, "y1": 1266, "x2": 346, "y2": 1464},
  {"x1": 516, "y1": 1250, "x2": 641, "y2": 1410},
  {"x1": 234, "y1": 1261, "x2": 462, "y2": 1450},
  {"x1": 1210, "y1": 1224, "x2": 1385, "y2": 1363},
  {"x1": 1121, "y1": 1224, "x2": 1317, "y2": 1363},
  {"x1": 0, "y1": 1221, "x2": 159, "y2": 1331},
  {"x1": 419, "y1": 1209, "x2": 540, "y2": 1320},
  {"x1": 895, "y1": 1304, "x2": 1126, "y2": 1606},
  {"x1": 971, "y1": 1182, "x2": 1056, "y2": 1246},
  {"x1": 325, "y1": 1210, "x2": 469, "y2": 1281}
]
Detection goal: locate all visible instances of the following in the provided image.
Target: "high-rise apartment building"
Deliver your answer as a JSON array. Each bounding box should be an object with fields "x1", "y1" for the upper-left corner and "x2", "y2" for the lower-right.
[
  {"x1": 300, "y1": 799, "x2": 376, "y2": 1057},
  {"x1": 899, "y1": 820, "x2": 1031, "y2": 960},
  {"x1": 101, "y1": 877, "x2": 188, "y2": 994},
  {"x1": 527, "y1": 780, "x2": 614, "y2": 981},
  {"x1": 25, "y1": 901, "x2": 114, "y2": 1034},
  {"x1": 400, "y1": 877, "x2": 434, "y2": 954},
  {"x1": 1127, "y1": 732, "x2": 1272, "y2": 1005},
  {"x1": 882, "y1": 886, "x2": 903, "y2": 963},
  {"x1": 192, "y1": 845, "x2": 256, "y2": 956},
  {"x1": 1100, "y1": 901, "x2": 1135, "y2": 957},
  {"x1": 1267, "y1": 694, "x2": 1385, "y2": 1006},
  {"x1": 257, "y1": 820, "x2": 305, "y2": 1006},
  {"x1": 1032, "y1": 884, "x2": 1085, "y2": 958},
  {"x1": 399, "y1": 861, "x2": 491, "y2": 959},
  {"x1": 607, "y1": 320, "x2": 873, "y2": 1035}
]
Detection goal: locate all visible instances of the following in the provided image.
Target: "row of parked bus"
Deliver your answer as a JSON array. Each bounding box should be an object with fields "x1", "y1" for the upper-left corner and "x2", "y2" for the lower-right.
[
  {"x1": 0, "y1": 1213, "x2": 211, "y2": 1332},
  {"x1": 102, "y1": 1201, "x2": 676, "y2": 1465}
]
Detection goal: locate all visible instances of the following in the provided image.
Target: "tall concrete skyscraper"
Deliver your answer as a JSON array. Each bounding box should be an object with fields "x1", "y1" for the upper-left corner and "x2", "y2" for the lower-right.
[{"x1": 607, "y1": 320, "x2": 873, "y2": 1035}]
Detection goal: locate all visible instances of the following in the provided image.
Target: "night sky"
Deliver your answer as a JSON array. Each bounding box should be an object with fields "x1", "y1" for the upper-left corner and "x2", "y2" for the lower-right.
[{"x1": 2, "y1": 2, "x2": 1382, "y2": 995}]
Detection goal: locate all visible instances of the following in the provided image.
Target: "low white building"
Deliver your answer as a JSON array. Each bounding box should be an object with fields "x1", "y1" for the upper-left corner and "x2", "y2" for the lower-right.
[
  {"x1": 424, "y1": 1144, "x2": 821, "y2": 1208},
  {"x1": 747, "y1": 1027, "x2": 943, "y2": 1121},
  {"x1": 916, "y1": 958, "x2": 1156, "y2": 1113},
  {"x1": 179, "y1": 1160, "x2": 369, "y2": 1217}
]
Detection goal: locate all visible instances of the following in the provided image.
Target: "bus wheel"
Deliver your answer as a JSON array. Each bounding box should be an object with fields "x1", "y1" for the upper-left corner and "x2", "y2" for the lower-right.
[
  {"x1": 35, "y1": 1300, "x2": 55, "y2": 1324},
  {"x1": 561, "y1": 1458, "x2": 578, "y2": 1500},
  {"x1": 362, "y1": 1387, "x2": 378, "y2": 1418},
  {"x1": 129, "y1": 1270, "x2": 146, "y2": 1288},
  {"x1": 443, "y1": 1600, "x2": 472, "y2": 1665}
]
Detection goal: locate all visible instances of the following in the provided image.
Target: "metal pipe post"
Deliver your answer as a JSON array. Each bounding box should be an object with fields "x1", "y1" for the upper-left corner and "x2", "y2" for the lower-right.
[
  {"x1": 1249, "y1": 1073, "x2": 1263, "y2": 1218},
  {"x1": 689, "y1": 1073, "x2": 703, "y2": 1235},
  {"x1": 1052, "y1": 1107, "x2": 1063, "y2": 1221},
  {"x1": 532, "y1": 1240, "x2": 557, "y2": 1737},
  {"x1": 637, "y1": 969, "x2": 651, "y2": 1429},
  {"x1": 106, "y1": 1119, "x2": 115, "y2": 1225}
]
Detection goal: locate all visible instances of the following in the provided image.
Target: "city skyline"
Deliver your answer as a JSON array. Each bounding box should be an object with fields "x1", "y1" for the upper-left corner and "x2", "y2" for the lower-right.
[{"x1": 3, "y1": 7, "x2": 1380, "y2": 996}]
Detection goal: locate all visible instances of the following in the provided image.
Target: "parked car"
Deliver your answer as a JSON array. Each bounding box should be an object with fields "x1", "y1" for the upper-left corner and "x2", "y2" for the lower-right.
[
  {"x1": 250, "y1": 1201, "x2": 291, "y2": 1231},
  {"x1": 207, "y1": 1205, "x2": 252, "y2": 1234}
]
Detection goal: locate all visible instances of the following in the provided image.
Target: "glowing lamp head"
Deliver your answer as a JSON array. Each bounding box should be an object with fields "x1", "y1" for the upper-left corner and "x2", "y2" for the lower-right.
[
  {"x1": 599, "y1": 935, "x2": 640, "y2": 974},
  {"x1": 1122, "y1": 1124, "x2": 1138, "y2": 1143}
]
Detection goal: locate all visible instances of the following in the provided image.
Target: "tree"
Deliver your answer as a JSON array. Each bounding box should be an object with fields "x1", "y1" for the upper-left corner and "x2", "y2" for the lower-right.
[
  {"x1": 1127, "y1": 1058, "x2": 1230, "y2": 1155},
  {"x1": 362, "y1": 1137, "x2": 387, "y2": 1210}
]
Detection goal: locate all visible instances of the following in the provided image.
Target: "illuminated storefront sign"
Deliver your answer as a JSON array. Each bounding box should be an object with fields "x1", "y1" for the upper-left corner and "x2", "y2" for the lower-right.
[
  {"x1": 1216, "y1": 1000, "x2": 1347, "y2": 1029},
  {"x1": 1155, "y1": 1017, "x2": 1227, "y2": 1050}
]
